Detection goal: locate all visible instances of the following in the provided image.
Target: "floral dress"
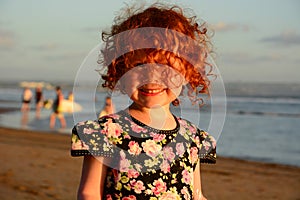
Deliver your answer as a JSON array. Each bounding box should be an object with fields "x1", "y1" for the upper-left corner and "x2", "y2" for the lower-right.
[{"x1": 71, "y1": 110, "x2": 216, "y2": 200}]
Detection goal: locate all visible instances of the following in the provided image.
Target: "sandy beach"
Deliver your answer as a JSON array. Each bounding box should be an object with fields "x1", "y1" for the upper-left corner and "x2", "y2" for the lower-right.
[{"x1": 0, "y1": 126, "x2": 299, "y2": 200}]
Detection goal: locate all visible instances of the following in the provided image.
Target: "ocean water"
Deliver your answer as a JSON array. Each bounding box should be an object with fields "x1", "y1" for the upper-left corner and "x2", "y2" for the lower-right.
[{"x1": 0, "y1": 82, "x2": 300, "y2": 167}]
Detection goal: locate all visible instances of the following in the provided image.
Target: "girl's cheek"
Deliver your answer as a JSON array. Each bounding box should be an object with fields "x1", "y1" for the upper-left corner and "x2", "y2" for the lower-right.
[
  {"x1": 119, "y1": 76, "x2": 140, "y2": 96},
  {"x1": 167, "y1": 85, "x2": 182, "y2": 98},
  {"x1": 124, "y1": 84, "x2": 137, "y2": 97}
]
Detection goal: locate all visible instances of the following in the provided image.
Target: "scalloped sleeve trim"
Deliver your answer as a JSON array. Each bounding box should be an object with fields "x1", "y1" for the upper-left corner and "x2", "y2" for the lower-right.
[
  {"x1": 70, "y1": 120, "x2": 114, "y2": 157},
  {"x1": 198, "y1": 130, "x2": 217, "y2": 164}
]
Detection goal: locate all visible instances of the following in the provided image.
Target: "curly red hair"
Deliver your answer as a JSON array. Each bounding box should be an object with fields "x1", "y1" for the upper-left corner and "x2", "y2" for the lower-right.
[{"x1": 98, "y1": 3, "x2": 214, "y2": 105}]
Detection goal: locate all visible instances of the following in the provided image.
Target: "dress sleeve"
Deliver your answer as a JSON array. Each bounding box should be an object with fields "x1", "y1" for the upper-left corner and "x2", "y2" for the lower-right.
[
  {"x1": 71, "y1": 118, "x2": 114, "y2": 157},
  {"x1": 197, "y1": 129, "x2": 217, "y2": 164}
]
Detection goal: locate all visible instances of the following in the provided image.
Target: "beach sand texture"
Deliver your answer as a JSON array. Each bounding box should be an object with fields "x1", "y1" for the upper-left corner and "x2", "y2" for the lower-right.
[{"x1": 0, "y1": 127, "x2": 299, "y2": 200}]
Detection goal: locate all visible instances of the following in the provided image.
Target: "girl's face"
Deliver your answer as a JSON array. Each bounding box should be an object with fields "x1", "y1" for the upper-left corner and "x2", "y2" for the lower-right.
[{"x1": 119, "y1": 64, "x2": 185, "y2": 108}]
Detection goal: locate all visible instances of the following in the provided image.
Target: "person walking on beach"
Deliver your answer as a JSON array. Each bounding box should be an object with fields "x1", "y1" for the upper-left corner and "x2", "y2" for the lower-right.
[
  {"x1": 21, "y1": 87, "x2": 33, "y2": 127},
  {"x1": 35, "y1": 86, "x2": 43, "y2": 119},
  {"x1": 68, "y1": 91, "x2": 74, "y2": 102},
  {"x1": 71, "y1": 2, "x2": 216, "y2": 199},
  {"x1": 98, "y1": 96, "x2": 114, "y2": 118},
  {"x1": 21, "y1": 87, "x2": 33, "y2": 112},
  {"x1": 50, "y1": 86, "x2": 66, "y2": 129}
]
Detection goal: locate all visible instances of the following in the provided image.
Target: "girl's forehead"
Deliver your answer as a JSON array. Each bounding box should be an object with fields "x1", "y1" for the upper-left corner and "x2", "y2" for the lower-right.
[{"x1": 131, "y1": 63, "x2": 179, "y2": 74}]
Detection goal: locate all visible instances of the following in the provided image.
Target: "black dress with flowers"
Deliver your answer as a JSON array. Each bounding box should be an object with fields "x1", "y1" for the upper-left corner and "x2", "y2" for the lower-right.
[{"x1": 71, "y1": 110, "x2": 216, "y2": 200}]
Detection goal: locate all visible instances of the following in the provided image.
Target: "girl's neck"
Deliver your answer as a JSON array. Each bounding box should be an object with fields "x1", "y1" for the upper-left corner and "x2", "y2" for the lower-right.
[{"x1": 128, "y1": 103, "x2": 176, "y2": 130}]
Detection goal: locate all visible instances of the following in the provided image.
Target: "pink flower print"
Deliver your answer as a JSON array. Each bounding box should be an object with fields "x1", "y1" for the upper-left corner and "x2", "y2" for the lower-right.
[
  {"x1": 210, "y1": 136, "x2": 217, "y2": 149},
  {"x1": 181, "y1": 169, "x2": 192, "y2": 184},
  {"x1": 106, "y1": 194, "x2": 113, "y2": 200},
  {"x1": 160, "y1": 160, "x2": 170, "y2": 173},
  {"x1": 201, "y1": 131, "x2": 208, "y2": 138},
  {"x1": 181, "y1": 186, "x2": 191, "y2": 200},
  {"x1": 142, "y1": 140, "x2": 162, "y2": 157},
  {"x1": 176, "y1": 143, "x2": 185, "y2": 156},
  {"x1": 119, "y1": 151, "x2": 131, "y2": 172},
  {"x1": 120, "y1": 150, "x2": 126, "y2": 159},
  {"x1": 128, "y1": 141, "x2": 142, "y2": 155},
  {"x1": 119, "y1": 158, "x2": 130, "y2": 172},
  {"x1": 178, "y1": 118, "x2": 188, "y2": 128},
  {"x1": 128, "y1": 169, "x2": 140, "y2": 179},
  {"x1": 134, "y1": 163, "x2": 142, "y2": 172},
  {"x1": 189, "y1": 125, "x2": 197, "y2": 134},
  {"x1": 131, "y1": 123, "x2": 147, "y2": 133},
  {"x1": 150, "y1": 132, "x2": 166, "y2": 142},
  {"x1": 101, "y1": 119, "x2": 122, "y2": 138},
  {"x1": 203, "y1": 140, "x2": 212, "y2": 151},
  {"x1": 130, "y1": 180, "x2": 145, "y2": 194},
  {"x1": 124, "y1": 134, "x2": 131, "y2": 139},
  {"x1": 160, "y1": 191, "x2": 180, "y2": 200},
  {"x1": 193, "y1": 135, "x2": 201, "y2": 146},
  {"x1": 122, "y1": 195, "x2": 137, "y2": 200},
  {"x1": 83, "y1": 127, "x2": 97, "y2": 134},
  {"x1": 72, "y1": 139, "x2": 89, "y2": 150},
  {"x1": 163, "y1": 146, "x2": 175, "y2": 162},
  {"x1": 112, "y1": 169, "x2": 121, "y2": 182},
  {"x1": 152, "y1": 178, "x2": 167, "y2": 195},
  {"x1": 71, "y1": 140, "x2": 80, "y2": 150},
  {"x1": 179, "y1": 125, "x2": 186, "y2": 136},
  {"x1": 190, "y1": 147, "x2": 199, "y2": 164}
]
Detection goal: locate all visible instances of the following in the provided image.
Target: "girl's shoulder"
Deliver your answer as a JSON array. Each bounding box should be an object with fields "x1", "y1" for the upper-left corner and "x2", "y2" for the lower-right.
[
  {"x1": 176, "y1": 116, "x2": 217, "y2": 162},
  {"x1": 70, "y1": 111, "x2": 133, "y2": 157},
  {"x1": 176, "y1": 116, "x2": 196, "y2": 126},
  {"x1": 175, "y1": 116, "x2": 200, "y2": 134},
  {"x1": 175, "y1": 116, "x2": 211, "y2": 135},
  {"x1": 71, "y1": 117, "x2": 117, "y2": 157},
  {"x1": 72, "y1": 112, "x2": 123, "y2": 134}
]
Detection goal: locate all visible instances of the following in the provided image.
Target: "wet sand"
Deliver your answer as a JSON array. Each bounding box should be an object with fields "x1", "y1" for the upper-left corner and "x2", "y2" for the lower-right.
[
  {"x1": 0, "y1": 126, "x2": 299, "y2": 200},
  {"x1": 0, "y1": 107, "x2": 19, "y2": 113}
]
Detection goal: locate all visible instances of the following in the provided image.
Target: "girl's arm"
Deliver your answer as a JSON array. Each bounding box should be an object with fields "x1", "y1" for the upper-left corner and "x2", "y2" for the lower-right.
[
  {"x1": 77, "y1": 156, "x2": 108, "y2": 200},
  {"x1": 193, "y1": 160, "x2": 207, "y2": 200}
]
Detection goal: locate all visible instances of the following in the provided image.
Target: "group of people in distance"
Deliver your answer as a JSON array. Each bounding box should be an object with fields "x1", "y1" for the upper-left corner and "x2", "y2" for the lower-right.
[
  {"x1": 21, "y1": 86, "x2": 42, "y2": 117},
  {"x1": 21, "y1": 85, "x2": 114, "y2": 130},
  {"x1": 20, "y1": 86, "x2": 44, "y2": 127},
  {"x1": 20, "y1": 85, "x2": 67, "y2": 129}
]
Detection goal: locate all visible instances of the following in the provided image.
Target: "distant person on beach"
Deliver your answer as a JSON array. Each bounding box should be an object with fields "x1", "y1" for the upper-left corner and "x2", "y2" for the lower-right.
[
  {"x1": 21, "y1": 87, "x2": 33, "y2": 127},
  {"x1": 98, "y1": 96, "x2": 114, "y2": 118},
  {"x1": 68, "y1": 91, "x2": 74, "y2": 102},
  {"x1": 21, "y1": 87, "x2": 33, "y2": 112},
  {"x1": 35, "y1": 86, "x2": 43, "y2": 119},
  {"x1": 71, "y1": 2, "x2": 216, "y2": 200},
  {"x1": 49, "y1": 86, "x2": 66, "y2": 129}
]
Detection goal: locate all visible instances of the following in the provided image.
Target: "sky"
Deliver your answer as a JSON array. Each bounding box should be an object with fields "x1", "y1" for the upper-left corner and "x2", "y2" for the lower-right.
[{"x1": 0, "y1": 0, "x2": 300, "y2": 84}]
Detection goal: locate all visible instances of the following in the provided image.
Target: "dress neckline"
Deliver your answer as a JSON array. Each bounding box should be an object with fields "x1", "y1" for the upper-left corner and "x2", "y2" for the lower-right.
[{"x1": 120, "y1": 110, "x2": 180, "y2": 135}]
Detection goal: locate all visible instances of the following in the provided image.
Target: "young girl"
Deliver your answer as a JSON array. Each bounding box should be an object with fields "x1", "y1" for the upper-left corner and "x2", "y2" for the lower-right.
[{"x1": 71, "y1": 2, "x2": 216, "y2": 200}]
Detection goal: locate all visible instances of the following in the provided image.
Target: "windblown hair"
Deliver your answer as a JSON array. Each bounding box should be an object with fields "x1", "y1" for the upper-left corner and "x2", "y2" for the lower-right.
[{"x1": 98, "y1": 2, "x2": 214, "y2": 105}]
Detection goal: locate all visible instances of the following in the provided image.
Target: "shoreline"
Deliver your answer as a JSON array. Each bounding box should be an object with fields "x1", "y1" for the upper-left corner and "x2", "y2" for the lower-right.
[
  {"x1": 1, "y1": 103, "x2": 300, "y2": 168},
  {"x1": 0, "y1": 126, "x2": 299, "y2": 199}
]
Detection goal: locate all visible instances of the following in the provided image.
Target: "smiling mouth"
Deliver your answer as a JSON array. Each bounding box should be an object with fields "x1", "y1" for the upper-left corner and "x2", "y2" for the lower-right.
[{"x1": 139, "y1": 88, "x2": 166, "y2": 96}]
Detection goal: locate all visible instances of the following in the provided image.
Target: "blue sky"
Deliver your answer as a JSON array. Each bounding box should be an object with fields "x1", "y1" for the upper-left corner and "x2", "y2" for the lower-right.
[{"x1": 0, "y1": 0, "x2": 300, "y2": 83}]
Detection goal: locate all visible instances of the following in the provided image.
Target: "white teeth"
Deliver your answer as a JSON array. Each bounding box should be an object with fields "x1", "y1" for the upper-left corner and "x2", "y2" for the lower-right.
[{"x1": 141, "y1": 89, "x2": 164, "y2": 93}]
